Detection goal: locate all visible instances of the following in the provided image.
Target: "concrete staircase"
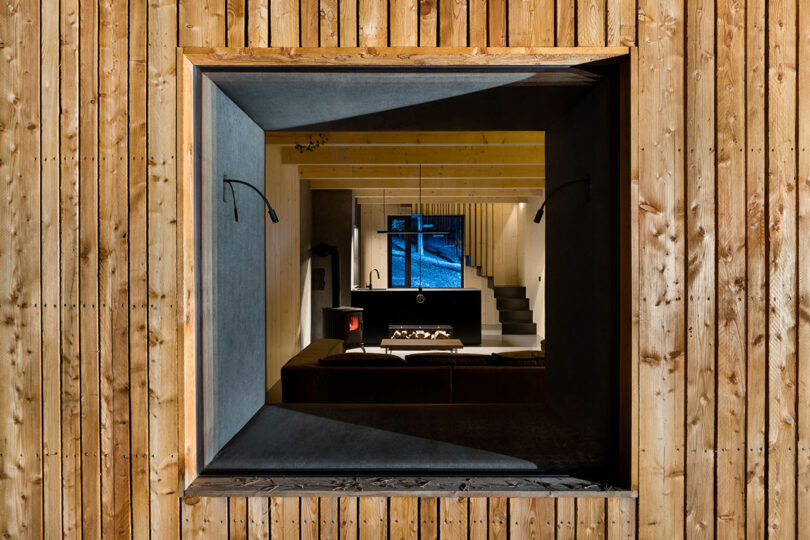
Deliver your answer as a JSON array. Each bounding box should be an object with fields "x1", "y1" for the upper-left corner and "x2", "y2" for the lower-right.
[{"x1": 494, "y1": 286, "x2": 537, "y2": 335}]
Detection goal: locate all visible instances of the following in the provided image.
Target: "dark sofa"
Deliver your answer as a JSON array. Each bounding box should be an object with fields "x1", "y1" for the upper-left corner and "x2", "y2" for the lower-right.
[{"x1": 280, "y1": 339, "x2": 545, "y2": 404}]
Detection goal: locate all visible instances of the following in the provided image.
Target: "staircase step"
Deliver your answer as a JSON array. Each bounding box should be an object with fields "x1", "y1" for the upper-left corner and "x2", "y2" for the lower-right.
[
  {"x1": 499, "y1": 310, "x2": 533, "y2": 323},
  {"x1": 494, "y1": 286, "x2": 527, "y2": 299},
  {"x1": 496, "y1": 297, "x2": 530, "y2": 311},
  {"x1": 501, "y1": 322, "x2": 538, "y2": 335}
]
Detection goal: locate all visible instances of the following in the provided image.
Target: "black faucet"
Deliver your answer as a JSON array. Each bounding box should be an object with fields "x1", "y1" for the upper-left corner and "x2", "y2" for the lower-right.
[{"x1": 368, "y1": 268, "x2": 380, "y2": 289}]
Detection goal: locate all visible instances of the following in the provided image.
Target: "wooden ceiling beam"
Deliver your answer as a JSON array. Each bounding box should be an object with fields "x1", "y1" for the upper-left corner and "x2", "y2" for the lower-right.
[
  {"x1": 356, "y1": 196, "x2": 532, "y2": 204},
  {"x1": 297, "y1": 164, "x2": 546, "y2": 179},
  {"x1": 309, "y1": 178, "x2": 545, "y2": 189},
  {"x1": 282, "y1": 145, "x2": 545, "y2": 164},
  {"x1": 266, "y1": 131, "x2": 545, "y2": 145},
  {"x1": 350, "y1": 188, "x2": 543, "y2": 197}
]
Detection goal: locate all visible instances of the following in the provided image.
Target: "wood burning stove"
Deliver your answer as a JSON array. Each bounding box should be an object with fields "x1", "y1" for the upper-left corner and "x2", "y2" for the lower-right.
[{"x1": 323, "y1": 306, "x2": 364, "y2": 350}]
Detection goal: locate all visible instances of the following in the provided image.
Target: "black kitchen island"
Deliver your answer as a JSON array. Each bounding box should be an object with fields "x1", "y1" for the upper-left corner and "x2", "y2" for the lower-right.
[{"x1": 350, "y1": 288, "x2": 481, "y2": 345}]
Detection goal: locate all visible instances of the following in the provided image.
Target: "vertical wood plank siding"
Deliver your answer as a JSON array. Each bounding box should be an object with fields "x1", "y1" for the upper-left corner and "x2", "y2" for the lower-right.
[{"x1": 0, "y1": 0, "x2": 806, "y2": 535}]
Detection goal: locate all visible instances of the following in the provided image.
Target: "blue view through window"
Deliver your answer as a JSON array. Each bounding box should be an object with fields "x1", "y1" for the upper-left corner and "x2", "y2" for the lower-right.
[{"x1": 387, "y1": 214, "x2": 463, "y2": 288}]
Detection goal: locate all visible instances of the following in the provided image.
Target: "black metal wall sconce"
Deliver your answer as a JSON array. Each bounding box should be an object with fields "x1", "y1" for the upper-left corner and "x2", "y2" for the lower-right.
[
  {"x1": 533, "y1": 175, "x2": 590, "y2": 223},
  {"x1": 223, "y1": 175, "x2": 279, "y2": 223}
]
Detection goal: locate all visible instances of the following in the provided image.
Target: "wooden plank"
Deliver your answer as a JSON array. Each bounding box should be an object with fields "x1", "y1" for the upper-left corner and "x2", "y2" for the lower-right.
[
  {"x1": 230, "y1": 498, "x2": 248, "y2": 539},
  {"x1": 77, "y1": 0, "x2": 101, "y2": 535},
  {"x1": 248, "y1": 0, "x2": 269, "y2": 45},
  {"x1": 181, "y1": 497, "x2": 228, "y2": 539},
  {"x1": 716, "y1": 0, "x2": 746, "y2": 536},
  {"x1": 320, "y1": 0, "x2": 339, "y2": 46},
  {"x1": 439, "y1": 0, "x2": 467, "y2": 46},
  {"x1": 419, "y1": 498, "x2": 438, "y2": 540},
  {"x1": 339, "y1": 498, "x2": 358, "y2": 540},
  {"x1": 556, "y1": 0, "x2": 575, "y2": 46},
  {"x1": 489, "y1": 497, "x2": 507, "y2": 539},
  {"x1": 685, "y1": 0, "x2": 716, "y2": 534},
  {"x1": 510, "y1": 498, "x2": 555, "y2": 539},
  {"x1": 555, "y1": 498, "x2": 575, "y2": 540},
  {"x1": 745, "y1": 0, "x2": 767, "y2": 535},
  {"x1": 148, "y1": 0, "x2": 179, "y2": 534},
  {"x1": 129, "y1": 0, "x2": 150, "y2": 534},
  {"x1": 487, "y1": 203, "x2": 494, "y2": 276},
  {"x1": 577, "y1": 0, "x2": 606, "y2": 46},
  {"x1": 248, "y1": 498, "x2": 270, "y2": 539},
  {"x1": 298, "y1": 164, "x2": 546, "y2": 179},
  {"x1": 798, "y1": 0, "x2": 810, "y2": 535},
  {"x1": 638, "y1": 0, "x2": 686, "y2": 535},
  {"x1": 768, "y1": 0, "x2": 798, "y2": 535},
  {"x1": 40, "y1": 0, "x2": 63, "y2": 536},
  {"x1": 301, "y1": 497, "x2": 318, "y2": 539},
  {"x1": 576, "y1": 498, "x2": 606, "y2": 539},
  {"x1": 390, "y1": 0, "x2": 418, "y2": 45},
  {"x1": 266, "y1": 130, "x2": 546, "y2": 145},
  {"x1": 59, "y1": 0, "x2": 82, "y2": 533},
  {"x1": 420, "y1": 0, "x2": 438, "y2": 46},
  {"x1": 439, "y1": 497, "x2": 467, "y2": 539},
  {"x1": 509, "y1": 0, "x2": 553, "y2": 46},
  {"x1": 0, "y1": 0, "x2": 42, "y2": 531},
  {"x1": 359, "y1": 0, "x2": 387, "y2": 46},
  {"x1": 100, "y1": 0, "x2": 132, "y2": 534},
  {"x1": 181, "y1": 47, "x2": 631, "y2": 66},
  {"x1": 340, "y1": 0, "x2": 358, "y2": 45},
  {"x1": 469, "y1": 0, "x2": 486, "y2": 45},
  {"x1": 300, "y1": 0, "x2": 319, "y2": 46},
  {"x1": 227, "y1": 0, "x2": 246, "y2": 45},
  {"x1": 468, "y1": 498, "x2": 487, "y2": 540},
  {"x1": 488, "y1": 0, "x2": 507, "y2": 46},
  {"x1": 180, "y1": 0, "x2": 226, "y2": 46},
  {"x1": 271, "y1": 498, "x2": 300, "y2": 540},
  {"x1": 389, "y1": 497, "x2": 418, "y2": 539},
  {"x1": 270, "y1": 0, "x2": 300, "y2": 46},
  {"x1": 320, "y1": 497, "x2": 339, "y2": 539},
  {"x1": 282, "y1": 145, "x2": 546, "y2": 165},
  {"x1": 606, "y1": 498, "x2": 635, "y2": 539},
  {"x1": 359, "y1": 497, "x2": 387, "y2": 539}
]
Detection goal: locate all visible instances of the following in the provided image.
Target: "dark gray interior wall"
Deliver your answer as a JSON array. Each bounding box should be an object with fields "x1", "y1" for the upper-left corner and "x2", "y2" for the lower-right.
[
  {"x1": 543, "y1": 74, "x2": 619, "y2": 467},
  {"x1": 310, "y1": 190, "x2": 354, "y2": 340},
  {"x1": 200, "y1": 75, "x2": 266, "y2": 465}
]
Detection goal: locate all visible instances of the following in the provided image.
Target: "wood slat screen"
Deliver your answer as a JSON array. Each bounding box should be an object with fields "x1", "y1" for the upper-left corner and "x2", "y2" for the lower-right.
[{"x1": 2, "y1": 0, "x2": 809, "y2": 536}]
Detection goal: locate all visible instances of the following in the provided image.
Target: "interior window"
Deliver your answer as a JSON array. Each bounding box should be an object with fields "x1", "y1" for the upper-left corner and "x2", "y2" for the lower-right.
[{"x1": 387, "y1": 214, "x2": 463, "y2": 288}]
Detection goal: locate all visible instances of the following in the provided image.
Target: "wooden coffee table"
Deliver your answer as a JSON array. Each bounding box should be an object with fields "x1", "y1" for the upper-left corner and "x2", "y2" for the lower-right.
[{"x1": 380, "y1": 338, "x2": 464, "y2": 354}]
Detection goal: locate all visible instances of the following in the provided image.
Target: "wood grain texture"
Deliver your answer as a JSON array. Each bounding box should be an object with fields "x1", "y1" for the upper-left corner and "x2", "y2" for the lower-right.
[
  {"x1": 78, "y1": 0, "x2": 101, "y2": 535},
  {"x1": 767, "y1": 0, "x2": 798, "y2": 537},
  {"x1": 271, "y1": 497, "x2": 301, "y2": 540},
  {"x1": 556, "y1": 0, "x2": 575, "y2": 45},
  {"x1": 488, "y1": 0, "x2": 507, "y2": 45},
  {"x1": 301, "y1": 0, "x2": 319, "y2": 45},
  {"x1": 148, "y1": 0, "x2": 180, "y2": 536},
  {"x1": 339, "y1": 498, "x2": 358, "y2": 540},
  {"x1": 468, "y1": 497, "x2": 486, "y2": 540},
  {"x1": 359, "y1": 0, "x2": 387, "y2": 46},
  {"x1": 745, "y1": 0, "x2": 767, "y2": 536},
  {"x1": 419, "y1": 498, "x2": 438, "y2": 539},
  {"x1": 469, "y1": 0, "x2": 487, "y2": 45},
  {"x1": 320, "y1": 0, "x2": 339, "y2": 46},
  {"x1": 798, "y1": 0, "x2": 810, "y2": 536},
  {"x1": 301, "y1": 497, "x2": 318, "y2": 539},
  {"x1": 685, "y1": 0, "x2": 716, "y2": 535},
  {"x1": 319, "y1": 497, "x2": 339, "y2": 539},
  {"x1": 576, "y1": 497, "x2": 606, "y2": 539},
  {"x1": 510, "y1": 498, "x2": 555, "y2": 538},
  {"x1": 340, "y1": 0, "x2": 359, "y2": 45},
  {"x1": 439, "y1": 0, "x2": 467, "y2": 46},
  {"x1": 359, "y1": 497, "x2": 387, "y2": 539},
  {"x1": 638, "y1": 0, "x2": 686, "y2": 536},
  {"x1": 248, "y1": 0, "x2": 269, "y2": 45},
  {"x1": 59, "y1": 0, "x2": 82, "y2": 534},
  {"x1": 439, "y1": 497, "x2": 467, "y2": 539},
  {"x1": 227, "y1": 0, "x2": 246, "y2": 45},
  {"x1": 577, "y1": 0, "x2": 606, "y2": 46},
  {"x1": 606, "y1": 498, "x2": 635, "y2": 539},
  {"x1": 489, "y1": 497, "x2": 507, "y2": 539},
  {"x1": 716, "y1": 0, "x2": 746, "y2": 536},
  {"x1": 389, "y1": 497, "x2": 418, "y2": 539},
  {"x1": 391, "y1": 0, "x2": 418, "y2": 45},
  {"x1": 182, "y1": 497, "x2": 228, "y2": 538},
  {"x1": 555, "y1": 498, "x2": 575, "y2": 540},
  {"x1": 271, "y1": 0, "x2": 300, "y2": 45},
  {"x1": 248, "y1": 497, "x2": 270, "y2": 539},
  {"x1": 40, "y1": 0, "x2": 63, "y2": 536},
  {"x1": 509, "y1": 0, "x2": 554, "y2": 46},
  {"x1": 230, "y1": 497, "x2": 249, "y2": 539},
  {"x1": 129, "y1": 0, "x2": 150, "y2": 534},
  {"x1": 0, "y1": 0, "x2": 42, "y2": 533}
]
